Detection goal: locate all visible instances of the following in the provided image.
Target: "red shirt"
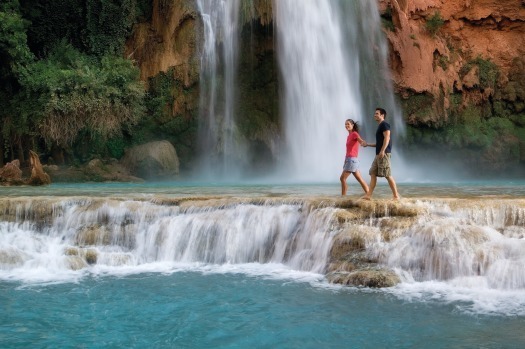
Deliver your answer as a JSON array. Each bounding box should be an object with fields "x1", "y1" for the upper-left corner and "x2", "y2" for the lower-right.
[{"x1": 346, "y1": 131, "x2": 360, "y2": 158}]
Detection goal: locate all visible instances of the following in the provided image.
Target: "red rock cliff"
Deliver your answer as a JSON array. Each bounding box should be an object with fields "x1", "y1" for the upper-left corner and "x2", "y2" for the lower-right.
[{"x1": 379, "y1": 0, "x2": 525, "y2": 125}]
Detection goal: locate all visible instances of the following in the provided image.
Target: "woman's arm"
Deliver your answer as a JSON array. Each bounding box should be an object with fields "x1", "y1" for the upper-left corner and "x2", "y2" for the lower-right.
[{"x1": 357, "y1": 135, "x2": 368, "y2": 147}]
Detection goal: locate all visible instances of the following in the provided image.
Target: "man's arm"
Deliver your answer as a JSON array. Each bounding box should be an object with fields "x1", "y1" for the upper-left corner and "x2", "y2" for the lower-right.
[{"x1": 379, "y1": 130, "x2": 390, "y2": 157}]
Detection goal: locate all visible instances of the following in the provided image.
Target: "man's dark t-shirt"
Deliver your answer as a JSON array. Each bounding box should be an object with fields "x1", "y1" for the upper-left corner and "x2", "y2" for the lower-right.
[{"x1": 375, "y1": 121, "x2": 392, "y2": 155}]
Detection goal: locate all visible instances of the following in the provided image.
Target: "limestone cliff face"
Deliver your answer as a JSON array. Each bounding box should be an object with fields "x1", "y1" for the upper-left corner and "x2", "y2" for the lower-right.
[
  {"x1": 379, "y1": 0, "x2": 525, "y2": 125},
  {"x1": 126, "y1": 0, "x2": 200, "y2": 84},
  {"x1": 125, "y1": 0, "x2": 201, "y2": 120},
  {"x1": 378, "y1": 0, "x2": 525, "y2": 172}
]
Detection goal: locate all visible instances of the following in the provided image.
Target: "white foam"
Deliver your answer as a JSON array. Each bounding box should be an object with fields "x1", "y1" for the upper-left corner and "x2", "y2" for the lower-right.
[{"x1": 386, "y1": 280, "x2": 525, "y2": 316}]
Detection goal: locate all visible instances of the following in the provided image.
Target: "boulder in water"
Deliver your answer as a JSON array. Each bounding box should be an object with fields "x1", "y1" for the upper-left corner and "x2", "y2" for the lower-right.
[
  {"x1": 0, "y1": 159, "x2": 23, "y2": 185},
  {"x1": 121, "y1": 141, "x2": 179, "y2": 180}
]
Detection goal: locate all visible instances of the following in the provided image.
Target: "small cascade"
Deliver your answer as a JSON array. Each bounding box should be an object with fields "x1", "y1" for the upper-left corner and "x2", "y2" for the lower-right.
[
  {"x1": 1, "y1": 197, "x2": 524, "y2": 291},
  {"x1": 364, "y1": 200, "x2": 525, "y2": 290}
]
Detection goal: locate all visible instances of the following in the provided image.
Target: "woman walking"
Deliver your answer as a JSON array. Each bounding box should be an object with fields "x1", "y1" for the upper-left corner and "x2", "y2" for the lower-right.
[{"x1": 340, "y1": 119, "x2": 369, "y2": 196}]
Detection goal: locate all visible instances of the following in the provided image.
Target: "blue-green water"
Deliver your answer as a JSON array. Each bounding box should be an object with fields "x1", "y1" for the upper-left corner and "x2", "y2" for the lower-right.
[
  {"x1": 2, "y1": 271, "x2": 524, "y2": 349},
  {"x1": 1, "y1": 180, "x2": 524, "y2": 198},
  {"x1": 1, "y1": 181, "x2": 525, "y2": 348}
]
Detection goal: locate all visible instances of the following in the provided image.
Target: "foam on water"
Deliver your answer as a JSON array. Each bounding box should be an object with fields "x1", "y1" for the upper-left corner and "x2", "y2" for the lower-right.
[{"x1": 387, "y1": 280, "x2": 525, "y2": 317}]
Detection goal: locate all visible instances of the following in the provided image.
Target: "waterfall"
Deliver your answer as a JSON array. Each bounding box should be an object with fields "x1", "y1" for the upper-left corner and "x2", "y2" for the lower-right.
[
  {"x1": 196, "y1": 0, "x2": 245, "y2": 179},
  {"x1": 274, "y1": 0, "x2": 403, "y2": 182},
  {"x1": 194, "y1": 0, "x2": 403, "y2": 182}
]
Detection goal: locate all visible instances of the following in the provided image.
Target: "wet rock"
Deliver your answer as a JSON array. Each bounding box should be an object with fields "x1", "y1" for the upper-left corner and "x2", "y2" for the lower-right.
[
  {"x1": 85, "y1": 249, "x2": 98, "y2": 265},
  {"x1": 0, "y1": 248, "x2": 27, "y2": 267},
  {"x1": 327, "y1": 268, "x2": 401, "y2": 288},
  {"x1": 45, "y1": 158, "x2": 143, "y2": 183},
  {"x1": 66, "y1": 256, "x2": 88, "y2": 270}
]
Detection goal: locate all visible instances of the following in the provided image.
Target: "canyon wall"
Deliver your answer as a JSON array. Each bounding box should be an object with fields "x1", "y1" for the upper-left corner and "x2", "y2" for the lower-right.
[{"x1": 379, "y1": 0, "x2": 525, "y2": 172}]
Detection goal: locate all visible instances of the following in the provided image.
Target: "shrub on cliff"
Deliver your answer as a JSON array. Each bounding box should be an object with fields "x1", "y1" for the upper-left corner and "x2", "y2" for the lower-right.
[
  {"x1": 425, "y1": 12, "x2": 444, "y2": 36},
  {"x1": 460, "y1": 56, "x2": 499, "y2": 90}
]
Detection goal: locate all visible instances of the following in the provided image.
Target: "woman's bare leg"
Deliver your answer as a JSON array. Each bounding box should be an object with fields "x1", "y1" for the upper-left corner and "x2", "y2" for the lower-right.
[
  {"x1": 352, "y1": 170, "x2": 369, "y2": 195},
  {"x1": 340, "y1": 171, "x2": 351, "y2": 195}
]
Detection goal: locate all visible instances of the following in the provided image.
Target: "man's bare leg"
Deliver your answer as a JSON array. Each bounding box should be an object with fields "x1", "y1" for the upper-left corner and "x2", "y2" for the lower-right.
[
  {"x1": 386, "y1": 176, "x2": 400, "y2": 200},
  {"x1": 352, "y1": 171, "x2": 369, "y2": 195},
  {"x1": 362, "y1": 175, "x2": 377, "y2": 200}
]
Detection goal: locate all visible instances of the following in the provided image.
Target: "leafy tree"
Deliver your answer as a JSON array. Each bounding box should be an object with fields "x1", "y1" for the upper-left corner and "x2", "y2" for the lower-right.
[
  {"x1": 0, "y1": 0, "x2": 34, "y2": 162},
  {"x1": 17, "y1": 42, "x2": 145, "y2": 147}
]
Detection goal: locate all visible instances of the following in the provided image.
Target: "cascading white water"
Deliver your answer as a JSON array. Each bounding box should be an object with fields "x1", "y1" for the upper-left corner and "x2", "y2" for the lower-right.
[
  {"x1": 365, "y1": 201, "x2": 525, "y2": 290},
  {"x1": 274, "y1": 1, "x2": 359, "y2": 181},
  {"x1": 0, "y1": 198, "x2": 336, "y2": 281},
  {"x1": 1, "y1": 198, "x2": 525, "y2": 291},
  {"x1": 196, "y1": 0, "x2": 245, "y2": 179},
  {"x1": 274, "y1": 0, "x2": 403, "y2": 182}
]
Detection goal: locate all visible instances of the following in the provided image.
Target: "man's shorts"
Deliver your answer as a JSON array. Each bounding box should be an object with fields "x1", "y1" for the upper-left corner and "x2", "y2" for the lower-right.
[
  {"x1": 343, "y1": 157, "x2": 359, "y2": 173},
  {"x1": 369, "y1": 153, "x2": 392, "y2": 177}
]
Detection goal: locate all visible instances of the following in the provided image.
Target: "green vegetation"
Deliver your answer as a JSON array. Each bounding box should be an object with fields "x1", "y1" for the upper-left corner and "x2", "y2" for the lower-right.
[
  {"x1": 380, "y1": 6, "x2": 395, "y2": 32},
  {"x1": 425, "y1": 11, "x2": 444, "y2": 36},
  {"x1": 0, "y1": 0, "x2": 149, "y2": 164},
  {"x1": 137, "y1": 68, "x2": 198, "y2": 165},
  {"x1": 17, "y1": 42, "x2": 145, "y2": 146},
  {"x1": 19, "y1": 0, "x2": 148, "y2": 57},
  {"x1": 240, "y1": 0, "x2": 273, "y2": 26},
  {"x1": 400, "y1": 93, "x2": 434, "y2": 124},
  {"x1": 460, "y1": 56, "x2": 499, "y2": 89}
]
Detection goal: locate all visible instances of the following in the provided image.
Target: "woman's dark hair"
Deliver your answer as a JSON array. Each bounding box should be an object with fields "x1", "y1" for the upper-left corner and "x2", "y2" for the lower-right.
[{"x1": 346, "y1": 119, "x2": 359, "y2": 132}]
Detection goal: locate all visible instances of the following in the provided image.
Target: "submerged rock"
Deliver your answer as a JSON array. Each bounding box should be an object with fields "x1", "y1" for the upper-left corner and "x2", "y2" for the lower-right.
[{"x1": 326, "y1": 269, "x2": 401, "y2": 288}]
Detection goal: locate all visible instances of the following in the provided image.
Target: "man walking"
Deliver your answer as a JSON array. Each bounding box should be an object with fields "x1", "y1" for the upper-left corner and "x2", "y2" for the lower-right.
[{"x1": 362, "y1": 108, "x2": 400, "y2": 200}]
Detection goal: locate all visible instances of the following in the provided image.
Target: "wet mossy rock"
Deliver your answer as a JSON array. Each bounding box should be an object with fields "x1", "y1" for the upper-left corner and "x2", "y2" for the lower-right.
[
  {"x1": 121, "y1": 140, "x2": 180, "y2": 180},
  {"x1": 327, "y1": 269, "x2": 401, "y2": 288}
]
